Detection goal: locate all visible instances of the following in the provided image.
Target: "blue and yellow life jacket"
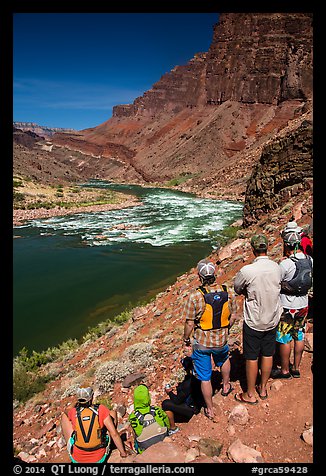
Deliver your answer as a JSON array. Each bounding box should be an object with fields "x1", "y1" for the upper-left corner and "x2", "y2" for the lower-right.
[{"x1": 197, "y1": 284, "x2": 230, "y2": 330}]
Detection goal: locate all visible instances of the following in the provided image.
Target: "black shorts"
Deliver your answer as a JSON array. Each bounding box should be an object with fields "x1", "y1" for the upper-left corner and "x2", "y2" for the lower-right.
[
  {"x1": 161, "y1": 399, "x2": 196, "y2": 422},
  {"x1": 243, "y1": 321, "x2": 277, "y2": 360}
]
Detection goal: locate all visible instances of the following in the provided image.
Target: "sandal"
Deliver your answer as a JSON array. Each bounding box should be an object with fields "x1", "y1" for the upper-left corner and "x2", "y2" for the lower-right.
[
  {"x1": 204, "y1": 408, "x2": 218, "y2": 422},
  {"x1": 256, "y1": 386, "x2": 268, "y2": 400},
  {"x1": 221, "y1": 383, "x2": 234, "y2": 397},
  {"x1": 234, "y1": 392, "x2": 258, "y2": 405}
]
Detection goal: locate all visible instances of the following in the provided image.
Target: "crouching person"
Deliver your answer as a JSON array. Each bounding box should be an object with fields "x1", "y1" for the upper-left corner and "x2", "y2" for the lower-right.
[
  {"x1": 61, "y1": 387, "x2": 129, "y2": 463},
  {"x1": 128, "y1": 384, "x2": 170, "y2": 454},
  {"x1": 161, "y1": 356, "x2": 204, "y2": 433}
]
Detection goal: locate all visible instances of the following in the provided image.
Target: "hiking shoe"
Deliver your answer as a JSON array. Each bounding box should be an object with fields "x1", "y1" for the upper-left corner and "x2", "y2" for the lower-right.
[
  {"x1": 270, "y1": 369, "x2": 292, "y2": 379},
  {"x1": 168, "y1": 427, "x2": 180, "y2": 435}
]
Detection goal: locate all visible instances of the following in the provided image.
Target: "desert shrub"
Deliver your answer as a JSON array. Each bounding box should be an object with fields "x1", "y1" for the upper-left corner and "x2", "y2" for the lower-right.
[
  {"x1": 13, "y1": 191, "x2": 25, "y2": 203},
  {"x1": 94, "y1": 342, "x2": 153, "y2": 393},
  {"x1": 13, "y1": 361, "x2": 50, "y2": 403},
  {"x1": 123, "y1": 342, "x2": 154, "y2": 368},
  {"x1": 82, "y1": 309, "x2": 132, "y2": 343},
  {"x1": 13, "y1": 179, "x2": 23, "y2": 187},
  {"x1": 95, "y1": 360, "x2": 135, "y2": 393},
  {"x1": 208, "y1": 225, "x2": 240, "y2": 249},
  {"x1": 165, "y1": 173, "x2": 198, "y2": 187},
  {"x1": 95, "y1": 395, "x2": 112, "y2": 409}
]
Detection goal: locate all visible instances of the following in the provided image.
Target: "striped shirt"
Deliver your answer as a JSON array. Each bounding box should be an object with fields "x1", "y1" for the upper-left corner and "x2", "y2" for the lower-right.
[{"x1": 182, "y1": 283, "x2": 236, "y2": 348}]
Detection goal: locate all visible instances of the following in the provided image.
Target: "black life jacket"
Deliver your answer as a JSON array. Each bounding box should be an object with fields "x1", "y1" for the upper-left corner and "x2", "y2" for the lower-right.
[
  {"x1": 197, "y1": 284, "x2": 230, "y2": 330},
  {"x1": 281, "y1": 255, "x2": 313, "y2": 296}
]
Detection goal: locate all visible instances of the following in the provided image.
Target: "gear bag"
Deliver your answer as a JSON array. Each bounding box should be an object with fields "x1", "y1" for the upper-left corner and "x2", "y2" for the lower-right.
[
  {"x1": 134, "y1": 407, "x2": 168, "y2": 451},
  {"x1": 197, "y1": 284, "x2": 230, "y2": 330},
  {"x1": 281, "y1": 255, "x2": 313, "y2": 296},
  {"x1": 73, "y1": 404, "x2": 107, "y2": 451}
]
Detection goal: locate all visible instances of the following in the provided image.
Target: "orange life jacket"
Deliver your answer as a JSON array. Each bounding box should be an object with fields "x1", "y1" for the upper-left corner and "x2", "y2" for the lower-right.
[
  {"x1": 73, "y1": 404, "x2": 107, "y2": 451},
  {"x1": 197, "y1": 284, "x2": 230, "y2": 330}
]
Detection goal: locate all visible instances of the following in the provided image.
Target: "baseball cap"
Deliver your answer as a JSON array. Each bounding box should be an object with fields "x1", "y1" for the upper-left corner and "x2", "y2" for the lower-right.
[
  {"x1": 281, "y1": 221, "x2": 302, "y2": 245},
  {"x1": 250, "y1": 234, "x2": 268, "y2": 251},
  {"x1": 282, "y1": 230, "x2": 301, "y2": 246},
  {"x1": 282, "y1": 221, "x2": 303, "y2": 234},
  {"x1": 76, "y1": 387, "x2": 94, "y2": 403},
  {"x1": 197, "y1": 260, "x2": 216, "y2": 278}
]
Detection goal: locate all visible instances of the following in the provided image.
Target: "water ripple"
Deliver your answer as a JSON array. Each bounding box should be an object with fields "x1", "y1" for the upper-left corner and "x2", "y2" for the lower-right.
[{"x1": 19, "y1": 185, "x2": 243, "y2": 247}]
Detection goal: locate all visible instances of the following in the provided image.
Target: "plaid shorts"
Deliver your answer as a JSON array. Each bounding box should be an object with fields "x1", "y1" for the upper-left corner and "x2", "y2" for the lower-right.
[{"x1": 276, "y1": 306, "x2": 308, "y2": 344}]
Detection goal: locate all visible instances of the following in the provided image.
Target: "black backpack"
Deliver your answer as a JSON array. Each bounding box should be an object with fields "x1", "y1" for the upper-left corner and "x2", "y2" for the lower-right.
[{"x1": 281, "y1": 255, "x2": 313, "y2": 296}]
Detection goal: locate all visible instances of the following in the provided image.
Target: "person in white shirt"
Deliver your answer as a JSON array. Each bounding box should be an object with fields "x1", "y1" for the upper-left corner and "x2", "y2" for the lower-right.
[
  {"x1": 271, "y1": 223, "x2": 313, "y2": 379},
  {"x1": 234, "y1": 234, "x2": 282, "y2": 404}
]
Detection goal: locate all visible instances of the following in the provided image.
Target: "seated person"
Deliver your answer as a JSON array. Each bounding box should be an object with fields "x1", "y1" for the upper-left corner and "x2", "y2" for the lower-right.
[
  {"x1": 61, "y1": 386, "x2": 129, "y2": 463},
  {"x1": 161, "y1": 357, "x2": 204, "y2": 433},
  {"x1": 128, "y1": 384, "x2": 170, "y2": 454}
]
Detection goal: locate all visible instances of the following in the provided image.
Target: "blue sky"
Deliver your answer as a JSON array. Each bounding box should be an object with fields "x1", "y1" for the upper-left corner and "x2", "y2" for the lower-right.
[{"x1": 13, "y1": 13, "x2": 218, "y2": 131}]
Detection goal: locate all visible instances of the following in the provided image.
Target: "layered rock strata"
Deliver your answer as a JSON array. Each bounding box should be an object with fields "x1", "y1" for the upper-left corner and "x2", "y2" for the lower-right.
[{"x1": 242, "y1": 119, "x2": 313, "y2": 226}]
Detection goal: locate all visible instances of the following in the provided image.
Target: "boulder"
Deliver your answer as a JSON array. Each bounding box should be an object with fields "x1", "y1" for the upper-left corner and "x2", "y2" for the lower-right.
[
  {"x1": 228, "y1": 439, "x2": 264, "y2": 463},
  {"x1": 135, "y1": 441, "x2": 186, "y2": 463},
  {"x1": 198, "y1": 437, "x2": 223, "y2": 457},
  {"x1": 228, "y1": 404, "x2": 250, "y2": 425},
  {"x1": 122, "y1": 373, "x2": 145, "y2": 388},
  {"x1": 302, "y1": 427, "x2": 313, "y2": 446}
]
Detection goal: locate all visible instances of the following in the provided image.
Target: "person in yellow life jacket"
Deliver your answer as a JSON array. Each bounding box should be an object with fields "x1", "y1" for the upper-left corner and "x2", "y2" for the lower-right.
[
  {"x1": 182, "y1": 259, "x2": 237, "y2": 422},
  {"x1": 61, "y1": 387, "x2": 130, "y2": 463}
]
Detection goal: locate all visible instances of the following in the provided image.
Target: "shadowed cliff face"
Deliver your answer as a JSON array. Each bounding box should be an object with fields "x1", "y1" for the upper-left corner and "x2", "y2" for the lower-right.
[{"x1": 242, "y1": 120, "x2": 313, "y2": 227}]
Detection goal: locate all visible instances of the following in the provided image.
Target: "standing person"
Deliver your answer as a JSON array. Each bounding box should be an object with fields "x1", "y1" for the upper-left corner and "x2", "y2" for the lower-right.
[
  {"x1": 271, "y1": 224, "x2": 313, "y2": 379},
  {"x1": 234, "y1": 235, "x2": 282, "y2": 403},
  {"x1": 300, "y1": 224, "x2": 313, "y2": 257},
  {"x1": 61, "y1": 387, "x2": 129, "y2": 463},
  {"x1": 182, "y1": 260, "x2": 237, "y2": 421},
  {"x1": 128, "y1": 384, "x2": 170, "y2": 454}
]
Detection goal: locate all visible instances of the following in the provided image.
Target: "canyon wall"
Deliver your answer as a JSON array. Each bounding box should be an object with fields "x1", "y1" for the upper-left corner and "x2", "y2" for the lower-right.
[
  {"x1": 242, "y1": 119, "x2": 313, "y2": 227},
  {"x1": 112, "y1": 13, "x2": 312, "y2": 118}
]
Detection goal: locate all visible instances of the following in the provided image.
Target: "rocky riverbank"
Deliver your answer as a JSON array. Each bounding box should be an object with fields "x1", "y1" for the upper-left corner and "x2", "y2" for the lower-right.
[
  {"x1": 13, "y1": 198, "x2": 141, "y2": 227},
  {"x1": 13, "y1": 179, "x2": 142, "y2": 226}
]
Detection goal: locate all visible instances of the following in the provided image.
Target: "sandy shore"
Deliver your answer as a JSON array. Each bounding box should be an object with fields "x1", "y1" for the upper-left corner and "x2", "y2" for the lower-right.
[{"x1": 13, "y1": 197, "x2": 142, "y2": 227}]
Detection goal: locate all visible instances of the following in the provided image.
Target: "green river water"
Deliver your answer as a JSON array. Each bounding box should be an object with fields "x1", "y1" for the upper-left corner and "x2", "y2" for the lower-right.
[{"x1": 13, "y1": 181, "x2": 243, "y2": 355}]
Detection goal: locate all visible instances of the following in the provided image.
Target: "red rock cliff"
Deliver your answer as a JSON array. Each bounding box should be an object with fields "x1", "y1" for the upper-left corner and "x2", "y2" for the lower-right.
[{"x1": 112, "y1": 13, "x2": 312, "y2": 117}]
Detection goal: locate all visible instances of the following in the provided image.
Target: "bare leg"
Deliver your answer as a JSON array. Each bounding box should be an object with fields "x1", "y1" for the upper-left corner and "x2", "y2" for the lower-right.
[
  {"x1": 241, "y1": 359, "x2": 258, "y2": 403},
  {"x1": 220, "y1": 357, "x2": 231, "y2": 393},
  {"x1": 293, "y1": 340, "x2": 305, "y2": 370},
  {"x1": 61, "y1": 413, "x2": 74, "y2": 443},
  {"x1": 258, "y1": 356, "x2": 273, "y2": 397},
  {"x1": 201, "y1": 380, "x2": 214, "y2": 417},
  {"x1": 279, "y1": 343, "x2": 291, "y2": 373},
  {"x1": 164, "y1": 410, "x2": 176, "y2": 430}
]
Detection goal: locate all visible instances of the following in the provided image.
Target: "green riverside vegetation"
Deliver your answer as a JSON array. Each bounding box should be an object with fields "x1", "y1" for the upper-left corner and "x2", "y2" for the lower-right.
[{"x1": 13, "y1": 305, "x2": 138, "y2": 403}]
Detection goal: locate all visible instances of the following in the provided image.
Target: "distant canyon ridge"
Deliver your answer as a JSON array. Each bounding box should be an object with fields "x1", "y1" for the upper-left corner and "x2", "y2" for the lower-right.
[{"x1": 14, "y1": 13, "x2": 313, "y2": 226}]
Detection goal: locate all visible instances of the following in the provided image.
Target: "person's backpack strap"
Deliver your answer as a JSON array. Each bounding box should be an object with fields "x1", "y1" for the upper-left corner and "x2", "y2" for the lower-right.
[
  {"x1": 76, "y1": 405, "x2": 98, "y2": 444},
  {"x1": 134, "y1": 410, "x2": 145, "y2": 425},
  {"x1": 134, "y1": 407, "x2": 156, "y2": 425},
  {"x1": 197, "y1": 285, "x2": 208, "y2": 295}
]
